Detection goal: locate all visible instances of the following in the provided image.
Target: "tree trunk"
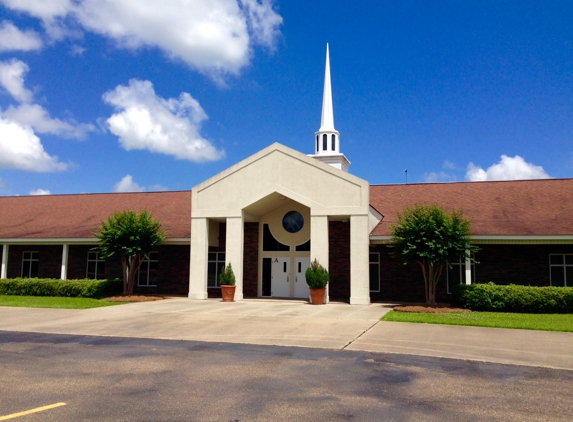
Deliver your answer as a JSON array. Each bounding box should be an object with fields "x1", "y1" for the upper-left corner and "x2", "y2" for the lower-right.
[{"x1": 121, "y1": 256, "x2": 128, "y2": 295}]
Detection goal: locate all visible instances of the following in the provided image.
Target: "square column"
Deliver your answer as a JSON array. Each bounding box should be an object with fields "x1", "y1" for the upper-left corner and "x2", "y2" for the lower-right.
[
  {"x1": 310, "y1": 215, "x2": 329, "y2": 303},
  {"x1": 60, "y1": 244, "x2": 69, "y2": 280},
  {"x1": 350, "y1": 214, "x2": 370, "y2": 305},
  {"x1": 226, "y1": 215, "x2": 244, "y2": 301},
  {"x1": 189, "y1": 217, "x2": 209, "y2": 299},
  {"x1": 1, "y1": 244, "x2": 8, "y2": 279},
  {"x1": 464, "y1": 249, "x2": 472, "y2": 285}
]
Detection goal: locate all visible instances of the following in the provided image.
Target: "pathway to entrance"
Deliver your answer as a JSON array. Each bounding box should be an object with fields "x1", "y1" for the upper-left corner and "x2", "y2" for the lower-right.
[{"x1": 1, "y1": 298, "x2": 572, "y2": 370}]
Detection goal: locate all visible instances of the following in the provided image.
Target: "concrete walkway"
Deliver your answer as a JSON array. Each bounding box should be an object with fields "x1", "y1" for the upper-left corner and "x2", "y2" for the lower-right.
[{"x1": 1, "y1": 298, "x2": 572, "y2": 370}]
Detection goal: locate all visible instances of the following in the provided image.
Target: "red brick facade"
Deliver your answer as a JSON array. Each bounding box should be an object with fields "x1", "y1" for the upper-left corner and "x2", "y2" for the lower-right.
[
  {"x1": 243, "y1": 223, "x2": 259, "y2": 298},
  {"x1": 328, "y1": 221, "x2": 351, "y2": 301}
]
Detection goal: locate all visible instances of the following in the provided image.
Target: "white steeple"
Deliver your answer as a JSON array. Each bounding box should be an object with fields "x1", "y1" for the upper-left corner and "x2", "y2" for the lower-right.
[{"x1": 311, "y1": 43, "x2": 350, "y2": 172}]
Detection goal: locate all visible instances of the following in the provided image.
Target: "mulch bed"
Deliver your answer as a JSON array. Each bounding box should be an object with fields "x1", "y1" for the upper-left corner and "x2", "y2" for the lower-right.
[
  {"x1": 105, "y1": 295, "x2": 166, "y2": 302},
  {"x1": 394, "y1": 304, "x2": 471, "y2": 313}
]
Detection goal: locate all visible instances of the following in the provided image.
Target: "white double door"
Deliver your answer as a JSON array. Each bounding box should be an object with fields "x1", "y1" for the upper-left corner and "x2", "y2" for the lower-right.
[{"x1": 271, "y1": 257, "x2": 310, "y2": 299}]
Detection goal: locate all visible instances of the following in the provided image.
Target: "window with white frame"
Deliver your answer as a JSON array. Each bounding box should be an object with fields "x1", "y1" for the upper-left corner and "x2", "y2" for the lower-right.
[
  {"x1": 86, "y1": 251, "x2": 106, "y2": 279},
  {"x1": 208, "y1": 252, "x2": 226, "y2": 288},
  {"x1": 138, "y1": 252, "x2": 159, "y2": 287},
  {"x1": 369, "y1": 252, "x2": 380, "y2": 292},
  {"x1": 549, "y1": 254, "x2": 573, "y2": 287},
  {"x1": 446, "y1": 255, "x2": 475, "y2": 294},
  {"x1": 22, "y1": 251, "x2": 39, "y2": 278}
]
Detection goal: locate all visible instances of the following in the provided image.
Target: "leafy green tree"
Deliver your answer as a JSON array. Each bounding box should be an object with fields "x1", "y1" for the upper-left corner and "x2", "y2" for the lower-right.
[
  {"x1": 388, "y1": 204, "x2": 478, "y2": 306},
  {"x1": 94, "y1": 210, "x2": 166, "y2": 295}
]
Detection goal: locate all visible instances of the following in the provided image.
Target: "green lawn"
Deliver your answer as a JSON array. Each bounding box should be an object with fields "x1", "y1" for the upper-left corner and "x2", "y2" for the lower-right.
[
  {"x1": 382, "y1": 310, "x2": 573, "y2": 332},
  {"x1": 0, "y1": 295, "x2": 125, "y2": 309}
]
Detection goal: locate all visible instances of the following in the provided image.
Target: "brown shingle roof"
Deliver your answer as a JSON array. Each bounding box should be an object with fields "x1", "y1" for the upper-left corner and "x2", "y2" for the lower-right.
[
  {"x1": 0, "y1": 191, "x2": 191, "y2": 239},
  {"x1": 369, "y1": 179, "x2": 573, "y2": 236}
]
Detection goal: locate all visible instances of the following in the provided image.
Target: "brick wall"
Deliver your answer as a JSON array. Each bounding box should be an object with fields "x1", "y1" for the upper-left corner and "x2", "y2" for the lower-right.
[
  {"x1": 7, "y1": 245, "x2": 62, "y2": 279},
  {"x1": 329, "y1": 221, "x2": 351, "y2": 302},
  {"x1": 243, "y1": 223, "x2": 259, "y2": 298}
]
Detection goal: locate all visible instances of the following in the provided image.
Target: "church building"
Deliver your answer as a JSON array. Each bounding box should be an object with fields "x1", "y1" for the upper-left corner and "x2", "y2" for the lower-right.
[{"x1": 1, "y1": 46, "x2": 573, "y2": 304}]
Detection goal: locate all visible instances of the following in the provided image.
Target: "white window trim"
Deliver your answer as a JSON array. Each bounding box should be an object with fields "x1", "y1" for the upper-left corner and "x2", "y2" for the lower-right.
[
  {"x1": 447, "y1": 256, "x2": 476, "y2": 294},
  {"x1": 86, "y1": 251, "x2": 105, "y2": 279},
  {"x1": 369, "y1": 252, "x2": 380, "y2": 293},
  {"x1": 21, "y1": 251, "x2": 39, "y2": 278},
  {"x1": 138, "y1": 252, "x2": 159, "y2": 287},
  {"x1": 549, "y1": 253, "x2": 573, "y2": 287}
]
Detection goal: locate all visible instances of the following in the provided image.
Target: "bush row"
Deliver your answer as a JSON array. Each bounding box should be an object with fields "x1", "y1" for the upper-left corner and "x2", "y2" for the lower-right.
[
  {"x1": 0, "y1": 278, "x2": 122, "y2": 299},
  {"x1": 452, "y1": 282, "x2": 573, "y2": 313}
]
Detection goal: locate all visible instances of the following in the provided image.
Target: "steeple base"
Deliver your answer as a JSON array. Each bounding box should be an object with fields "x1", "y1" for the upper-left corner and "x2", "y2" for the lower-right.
[{"x1": 309, "y1": 153, "x2": 350, "y2": 172}]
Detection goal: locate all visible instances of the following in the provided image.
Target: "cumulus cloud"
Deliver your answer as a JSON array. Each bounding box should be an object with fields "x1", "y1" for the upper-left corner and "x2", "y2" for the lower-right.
[
  {"x1": 0, "y1": 58, "x2": 34, "y2": 103},
  {"x1": 0, "y1": 58, "x2": 94, "y2": 139},
  {"x1": 0, "y1": 0, "x2": 283, "y2": 78},
  {"x1": 114, "y1": 174, "x2": 167, "y2": 193},
  {"x1": 29, "y1": 188, "x2": 51, "y2": 195},
  {"x1": 103, "y1": 79, "x2": 224, "y2": 162},
  {"x1": 3, "y1": 103, "x2": 94, "y2": 139},
  {"x1": 0, "y1": 117, "x2": 68, "y2": 172},
  {"x1": 0, "y1": 21, "x2": 43, "y2": 52},
  {"x1": 466, "y1": 155, "x2": 551, "y2": 181}
]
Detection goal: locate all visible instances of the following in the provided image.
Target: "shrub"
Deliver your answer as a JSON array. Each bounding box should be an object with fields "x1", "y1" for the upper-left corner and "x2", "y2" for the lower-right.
[
  {"x1": 0, "y1": 278, "x2": 122, "y2": 299},
  {"x1": 219, "y1": 263, "x2": 236, "y2": 286},
  {"x1": 452, "y1": 282, "x2": 573, "y2": 313},
  {"x1": 305, "y1": 259, "x2": 329, "y2": 289}
]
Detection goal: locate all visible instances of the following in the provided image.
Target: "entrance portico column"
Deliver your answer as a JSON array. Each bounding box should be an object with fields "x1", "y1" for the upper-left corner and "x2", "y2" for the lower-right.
[
  {"x1": 226, "y1": 215, "x2": 244, "y2": 301},
  {"x1": 350, "y1": 214, "x2": 370, "y2": 305},
  {"x1": 189, "y1": 217, "x2": 209, "y2": 299},
  {"x1": 311, "y1": 215, "x2": 329, "y2": 303},
  {"x1": 1, "y1": 244, "x2": 8, "y2": 279},
  {"x1": 60, "y1": 244, "x2": 69, "y2": 280}
]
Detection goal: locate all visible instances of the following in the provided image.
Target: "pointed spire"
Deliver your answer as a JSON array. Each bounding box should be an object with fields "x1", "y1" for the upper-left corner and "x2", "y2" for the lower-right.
[{"x1": 319, "y1": 43, "x2": 336, "y2": 132}]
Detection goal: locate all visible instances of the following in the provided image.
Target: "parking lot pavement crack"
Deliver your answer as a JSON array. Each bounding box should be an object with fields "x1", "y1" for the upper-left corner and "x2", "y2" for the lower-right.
[{"x1": 340, "y1": 320, "x2": 379, "y2": 350}]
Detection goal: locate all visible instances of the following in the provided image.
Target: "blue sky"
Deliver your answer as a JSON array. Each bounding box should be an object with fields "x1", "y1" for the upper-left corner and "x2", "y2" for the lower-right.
[{"x1": 0, "y1": 0, "x2": 572, "y2": 196}]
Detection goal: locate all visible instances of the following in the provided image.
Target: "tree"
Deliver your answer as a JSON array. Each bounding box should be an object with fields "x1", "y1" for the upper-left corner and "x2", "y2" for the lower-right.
[
  {"x1": 94, "y1": 210, "x2": 166, "y2": 295},
  {"x1": 388, "y1": 204, "x2": 478, "y2": 306}
]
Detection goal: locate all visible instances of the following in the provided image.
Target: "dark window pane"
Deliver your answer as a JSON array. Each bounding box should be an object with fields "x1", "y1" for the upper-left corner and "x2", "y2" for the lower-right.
[
  {"x1": 369, "y1": 253, "x2": 378, "y2": 263},
  {"x1": 295, "y1": 240, "x2": 310, "y2": 251},
  {"x1": 331, "y1": 134, "x2": 335, "y2": 151},
  {"x1": 149, "y1": 260, "x2": 158, "y2": 271},
  {"x1": 566, "y1": 255, "x2": 573, "y2": 265},
  {"x1": 551, "y1": 267, "x2": 565, "y2": 287},
  {"x1": 31, "y1": 252, "x2": 39, "y2": 260},
  {"x1": 316, "y1": 136, "x2": 319, "y2": 152},
  {"x1": 219, "y1": 253, "x2": 225, "y2": 262},
  {"x1": 22, "y1": 261, "x2": 31, "y2": 278},
  {"x1": 322, "y1": 134, "x2": 327, "y2": 150},
  {"x1": 30, "y1": 260, "x2": 39, "y2": 278},
  {"x1": 87, "y1": 261, "x2": 96, "y2": 278},
  {"x1": 566, "y1": 267, "x2": 573, "y2": 287},
  {"x1": 369, "y1": 263, "x2": 380, "y2": 291},
  {"x1": 207, "y1": 262, "x2": 217, "y2": 287},
  {"x1": 97, "y1": 262, "x2": 106, "y2": 279},
  {"x1": 550, "y1": 255, "x2": 563, "y2": 265},
  {"x1": 262, "y1": 224, "x2": 289, "y2": 251},
  {"x1": 23, "y1": 252, "x2": 30, "y2": 260},
  {"x1": 208, "y1": 253, "x2": 216, "y2": 261}
]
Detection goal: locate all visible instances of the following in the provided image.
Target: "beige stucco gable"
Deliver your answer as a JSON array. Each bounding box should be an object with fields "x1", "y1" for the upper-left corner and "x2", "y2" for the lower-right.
[{"x1": 191, "y1": 143, "x2": 370, "y2": 219}]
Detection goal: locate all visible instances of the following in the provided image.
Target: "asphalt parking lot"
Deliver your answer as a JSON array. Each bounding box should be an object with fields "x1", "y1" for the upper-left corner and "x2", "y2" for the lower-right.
[{"x1": 1, "y1": 331, "x2": 572, "y2": 421}]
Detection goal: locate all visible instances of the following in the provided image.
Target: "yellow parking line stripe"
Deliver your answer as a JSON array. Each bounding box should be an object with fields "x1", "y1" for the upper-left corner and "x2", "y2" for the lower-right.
[{"x1": 0, "y1": 403, "x2": 66, "y2": 420}]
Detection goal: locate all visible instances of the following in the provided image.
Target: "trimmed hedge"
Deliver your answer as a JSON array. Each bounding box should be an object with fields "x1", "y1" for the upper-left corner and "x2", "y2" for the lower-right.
[
  {"x1": 0, "y1": 278, "x2": 122, "y2": 299},
  {"x1": 452, "y1": 282, "x2": 573, "y2": 313}
]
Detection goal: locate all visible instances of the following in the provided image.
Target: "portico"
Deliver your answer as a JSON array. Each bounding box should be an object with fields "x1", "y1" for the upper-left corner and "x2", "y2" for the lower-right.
[{"x1": 188, "y1": 143, "x2": 371, "y2": 304}]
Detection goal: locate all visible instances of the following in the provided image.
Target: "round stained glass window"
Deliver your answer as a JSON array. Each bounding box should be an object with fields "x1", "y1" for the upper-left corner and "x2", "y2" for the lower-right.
[{"x1": 282, "y1": 211, "x2": 304, "y2": 233}]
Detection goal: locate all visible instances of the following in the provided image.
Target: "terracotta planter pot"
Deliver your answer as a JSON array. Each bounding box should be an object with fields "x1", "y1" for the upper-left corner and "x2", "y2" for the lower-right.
[
  {"x1": 309, "y1": 288, "x2": 326, "y2": 305},
  {"x1": 221, "y1": 285, "x2": 236, "y2": 302}
]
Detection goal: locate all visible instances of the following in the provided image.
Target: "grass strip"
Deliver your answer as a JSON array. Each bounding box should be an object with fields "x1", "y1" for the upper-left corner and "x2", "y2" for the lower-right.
[
  {"x1": 0, "y1": 295, "x2": 125, "y2": 309},
  {"x1": 382, "y1": 310, "x2": 573, "y2": 332}
]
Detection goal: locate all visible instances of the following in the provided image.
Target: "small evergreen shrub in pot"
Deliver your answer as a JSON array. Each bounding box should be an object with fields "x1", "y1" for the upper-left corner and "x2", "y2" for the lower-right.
[
  {"x1": 219, "y1": 263, "x2": 236, "y2": 302},
  {"x1": 305, "y1": 259, "x2": 329, "y2": 305}
]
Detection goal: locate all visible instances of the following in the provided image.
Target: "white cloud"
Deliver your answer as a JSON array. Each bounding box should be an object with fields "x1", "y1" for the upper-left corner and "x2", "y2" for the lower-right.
[
  {"x1": 3, "y1": 103, "x2": 94, "y2": 139},
  {"x1": 423, "y1": 171, "x2": 456, "y2": 183},
  {"x1": 442, "y1": 160, "x2": 456, "y2": 170},
  {"x1": 0, "y1": 59, "x2": 94, "y2": 139},
  {"x1": 0, "y1": 117, "x2": 68, "y2": 172},
  {"x1": 103, "y1": 79, "x2": 224, "y2": 162},
  {"x1": 0, "y1": 58, "x2": 34, "y2": 103},
  {"x1": 466, "y1": 155, "x2": 551, "y2": 181},
  {"x1": 29, "y1": 188, "x2": 51, "y2": 195},
  {"x1": 113, "y1": 174, "x2": 168, "y2": 193},
  {"x1": 0, "y1": 0, "x2": 283, "y2": 78},
  {"x1": 0, "y1": 21, "x2": 43, "y2": 52}
]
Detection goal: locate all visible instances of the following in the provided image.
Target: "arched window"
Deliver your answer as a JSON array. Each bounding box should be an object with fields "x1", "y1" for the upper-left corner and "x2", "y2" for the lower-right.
[
  {"x1": 331, "y1": 134, "x2": 336, "y2": 151},
  {"x1": 316, "y1": 135, "x2": 319, "y2": 152},
  {"x1": 322, "y1": 134, "x2": 327, "y2": 151}
]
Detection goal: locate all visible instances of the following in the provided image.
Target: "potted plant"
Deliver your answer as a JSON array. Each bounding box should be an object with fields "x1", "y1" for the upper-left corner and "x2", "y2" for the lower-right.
[
  {"x1": 219, "y1": 263, "x2": 236, "y2": 302},
  {"x1": 305, "y1": 259, "x2": 329, "y2": 305}
]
